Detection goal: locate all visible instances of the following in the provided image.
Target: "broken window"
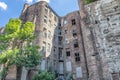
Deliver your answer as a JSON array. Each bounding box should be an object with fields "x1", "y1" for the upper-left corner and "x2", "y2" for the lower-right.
[
  {"x1": 75, "y1": 53, "x2": 80, "y2": 62},
  {"x1": 73, "y1": 28, "x2": 77, "y2": 36},
  {"x1": 72, "y1": 19, "x2": 76, "y2": 25},
  {"x1": 74, "y1": 39, "x2": 79, "y2": 48},
  {"x1": 66, "y1": 51, "x2": 70, "y2": 57}
]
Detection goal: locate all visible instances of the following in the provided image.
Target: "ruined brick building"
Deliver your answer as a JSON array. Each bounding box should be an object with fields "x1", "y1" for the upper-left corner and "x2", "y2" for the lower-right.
[{"x1": 0, "y1": 0, "x2": 120, "y2": 80}]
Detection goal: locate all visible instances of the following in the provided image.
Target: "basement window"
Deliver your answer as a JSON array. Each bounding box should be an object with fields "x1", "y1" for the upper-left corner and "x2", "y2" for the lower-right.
[
  {"x1": 75, "y1": 53, "x2": 80, "y2": 62},
  {"x1": 72, "y1": 19, "x2": 76, "y2": 25},
  {"x1": 73, "y1": 39, "x2": 79, "y2": 48}
]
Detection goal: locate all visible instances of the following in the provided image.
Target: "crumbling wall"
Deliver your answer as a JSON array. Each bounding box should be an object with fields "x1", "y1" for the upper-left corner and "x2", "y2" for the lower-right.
[{"x1": 85, "y1": 0, "x2": 120, "y2": 79}]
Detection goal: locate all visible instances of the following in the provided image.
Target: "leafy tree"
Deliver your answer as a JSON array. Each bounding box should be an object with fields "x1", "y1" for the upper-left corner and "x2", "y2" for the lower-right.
[
  {"x1": 32, "y1": 71, "x2": 56, "y2": 80},
  {"x1": 0, "y1": 18, "x2": 41, "y2": 80}
]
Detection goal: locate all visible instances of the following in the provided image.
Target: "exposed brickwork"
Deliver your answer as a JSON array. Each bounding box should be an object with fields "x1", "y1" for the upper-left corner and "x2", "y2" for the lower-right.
[
  {"x1": 0, "y1": 0, "x2": 120, "y2": 80},
  {"x1": 78, "y1": 0, "x2": 120, "y2": 80}
]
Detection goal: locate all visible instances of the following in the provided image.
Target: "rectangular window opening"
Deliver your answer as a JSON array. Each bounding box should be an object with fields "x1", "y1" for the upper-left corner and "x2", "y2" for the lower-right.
[
  {"x1": 75, "y1": 53, "x2": 80, "y2": 62},
  {"x1": 72, "y1": 19, "x2": 76, "y2": 25},
  {"x1": 74, "y1": 39, "x2": 79, "y2": 48},
  {"x1": 66, "y1": 51, "x2": 70, "y2": 57}
]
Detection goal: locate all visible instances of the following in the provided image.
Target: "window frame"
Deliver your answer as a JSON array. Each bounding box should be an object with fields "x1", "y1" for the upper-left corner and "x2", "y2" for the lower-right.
[{"x1": 75, "y1": 53, "x2": 80, "y2": 62}]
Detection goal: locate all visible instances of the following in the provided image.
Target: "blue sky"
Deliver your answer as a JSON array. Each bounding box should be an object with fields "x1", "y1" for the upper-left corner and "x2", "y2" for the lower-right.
[{"x1": 0, "y1": 0, "x2": 79, "y2": 27}]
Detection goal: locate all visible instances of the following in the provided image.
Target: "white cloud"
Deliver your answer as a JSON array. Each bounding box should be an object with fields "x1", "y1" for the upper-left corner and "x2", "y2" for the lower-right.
[
  {"x1": 26, "y1": 0, "x2": 33, "y2": 3},
  {"x1": 36, "y1": 0, "x2": 50, "y2": 3},
  {"x1": 0, "y1": 2, "x2": 7, "y2": 10}
]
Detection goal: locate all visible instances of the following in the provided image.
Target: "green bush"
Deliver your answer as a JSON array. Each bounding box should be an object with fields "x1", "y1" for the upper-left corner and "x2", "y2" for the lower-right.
[{"x1": 32, "y1": 71, "x2": 56, "y2": 80}]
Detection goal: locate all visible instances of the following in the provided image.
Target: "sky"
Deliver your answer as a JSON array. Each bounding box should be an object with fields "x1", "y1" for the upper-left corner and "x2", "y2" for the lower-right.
[{"x1": 0, "y1": 0, "x2": 79, "y2": 27}]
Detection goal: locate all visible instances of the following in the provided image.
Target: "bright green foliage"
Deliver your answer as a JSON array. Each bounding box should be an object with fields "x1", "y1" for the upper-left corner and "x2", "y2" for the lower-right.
[
  {"x1": 6, "y1": 18, "x2": 21, "y2": 34},
  {"x1": 32, "y1": 71, "x2": 56, "y2": 80},
  {"x1": 0, "y1": 18, "x2": 41, "y2": 79},
  {"x1": 20, "y1": 22, "x2": 35, "y2": 40},
  {"x1": 0, "y1": 48, "x2": 19, "y2": 64}
]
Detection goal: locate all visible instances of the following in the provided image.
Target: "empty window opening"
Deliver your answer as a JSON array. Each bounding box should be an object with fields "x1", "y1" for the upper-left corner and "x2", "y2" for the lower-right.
[
  {"x1": 73, "y1": 29, "x2": 77, "y2": 36},
  {"x1": 75, "y1": 53, "x2": 80, "y2": 62},
  {"x1": 66, "y1": 51, "x2": 70, "y2": 57},
  {"x1": 72, "y1": 19, "x2": 76, "y2": 25},
  {"x1": 74, "y1": 39, "x2": 79, "y2": 48}
]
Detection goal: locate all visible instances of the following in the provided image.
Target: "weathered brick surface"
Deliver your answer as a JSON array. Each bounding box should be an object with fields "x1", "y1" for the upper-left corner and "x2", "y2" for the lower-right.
[
  {"x1": 1, "y1": 0, "x2": 120, "y2": 80},
  {"x1": 78, "y1": 0, "x2": 120, "y2": 80},
  {"x1": 61, "y1": 11, "x2": 87, "y2": 80}
]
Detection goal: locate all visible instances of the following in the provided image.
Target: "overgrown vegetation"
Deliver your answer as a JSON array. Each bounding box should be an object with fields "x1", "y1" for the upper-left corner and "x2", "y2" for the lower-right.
[
  {"x1": 85, "y1": 0, "x2": 98, "y2": 4},
  {"x1": 0, "y1": 18, "x2": 41, "y2": 80},
  {"x1": 32, "y1": 71, "x2": 56, "y2": 80}
]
